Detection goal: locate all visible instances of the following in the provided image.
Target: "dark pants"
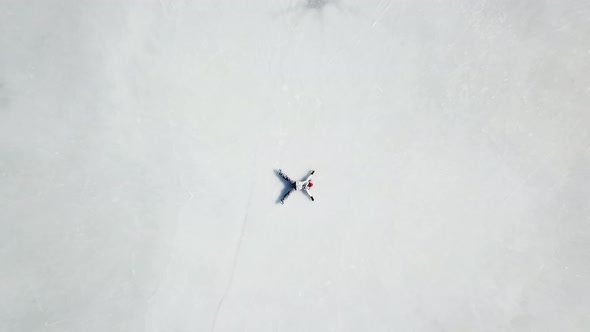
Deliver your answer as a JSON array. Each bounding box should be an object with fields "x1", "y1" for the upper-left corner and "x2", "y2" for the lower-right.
[
  {"x1": 278, "y1": 170, "x2": 296, "y2": 188},
  {"x1": 278, "y1": 170, "x2": 296, "y2": 203}
]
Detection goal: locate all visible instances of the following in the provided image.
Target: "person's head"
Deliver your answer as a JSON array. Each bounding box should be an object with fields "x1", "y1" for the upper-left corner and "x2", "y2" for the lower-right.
[{"x1": 308, "y1": 181, "x2": 314, "y2": 188}]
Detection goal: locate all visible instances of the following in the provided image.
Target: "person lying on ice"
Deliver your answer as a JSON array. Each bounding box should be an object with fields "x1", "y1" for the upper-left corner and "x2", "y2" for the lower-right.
[{"x1": 278, "y1": 169, "x2": 315, "y2": 204}]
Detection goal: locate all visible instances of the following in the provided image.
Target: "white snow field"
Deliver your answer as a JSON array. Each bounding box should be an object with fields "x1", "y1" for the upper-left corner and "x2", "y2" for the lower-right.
[{"x1": 1, "y1": 0, "x2": 589, "y2": 331}]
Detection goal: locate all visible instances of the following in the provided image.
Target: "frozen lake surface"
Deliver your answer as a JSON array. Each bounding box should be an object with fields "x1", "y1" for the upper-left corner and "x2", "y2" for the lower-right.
[{"x1": 1, "y1": 0, "x2": 589, "y2": 331}]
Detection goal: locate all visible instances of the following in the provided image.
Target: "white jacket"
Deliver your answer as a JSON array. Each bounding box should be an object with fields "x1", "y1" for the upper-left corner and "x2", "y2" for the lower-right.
[
  {"x1": 295, "y1": 181, "x2": 309, "y2": 191},
  {"x1": 295, "y1": 171, "x2": 314, "y2": 190}
]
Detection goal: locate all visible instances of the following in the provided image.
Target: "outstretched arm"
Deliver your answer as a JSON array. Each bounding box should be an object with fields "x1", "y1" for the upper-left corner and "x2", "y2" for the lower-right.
[
  {"x1": 304, "y1": 189, "x2": 315, "y2": 201},
  {"x1": 304, "y1": 170, "x2": 315, "y2": 182}
]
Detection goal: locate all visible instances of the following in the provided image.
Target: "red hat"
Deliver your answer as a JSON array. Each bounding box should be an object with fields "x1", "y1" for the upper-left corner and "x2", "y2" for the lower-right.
[{"x1": 308, "y1": 181, "x2": 314, "y2": 188}]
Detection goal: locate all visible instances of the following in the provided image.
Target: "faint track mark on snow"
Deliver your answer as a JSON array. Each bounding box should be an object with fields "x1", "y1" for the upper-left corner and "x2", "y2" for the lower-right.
[
  {"x1": 211, "y1": 148, "x2": 259, "y2": 331},
  {"x1": 29, "y1": 284, "x2": 48, "y2": 323},
  {"x1": 211, "y1": 186, "x2": 255, "y2": 332},
  {"x1": 143, "y1": 110, "x2": 194, "y2": 305}
]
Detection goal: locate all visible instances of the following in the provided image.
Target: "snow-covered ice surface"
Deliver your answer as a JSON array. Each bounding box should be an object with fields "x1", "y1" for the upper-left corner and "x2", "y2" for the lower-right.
[{"x1": 1, "y1": 0, "x2": 589, "y2": 331}]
